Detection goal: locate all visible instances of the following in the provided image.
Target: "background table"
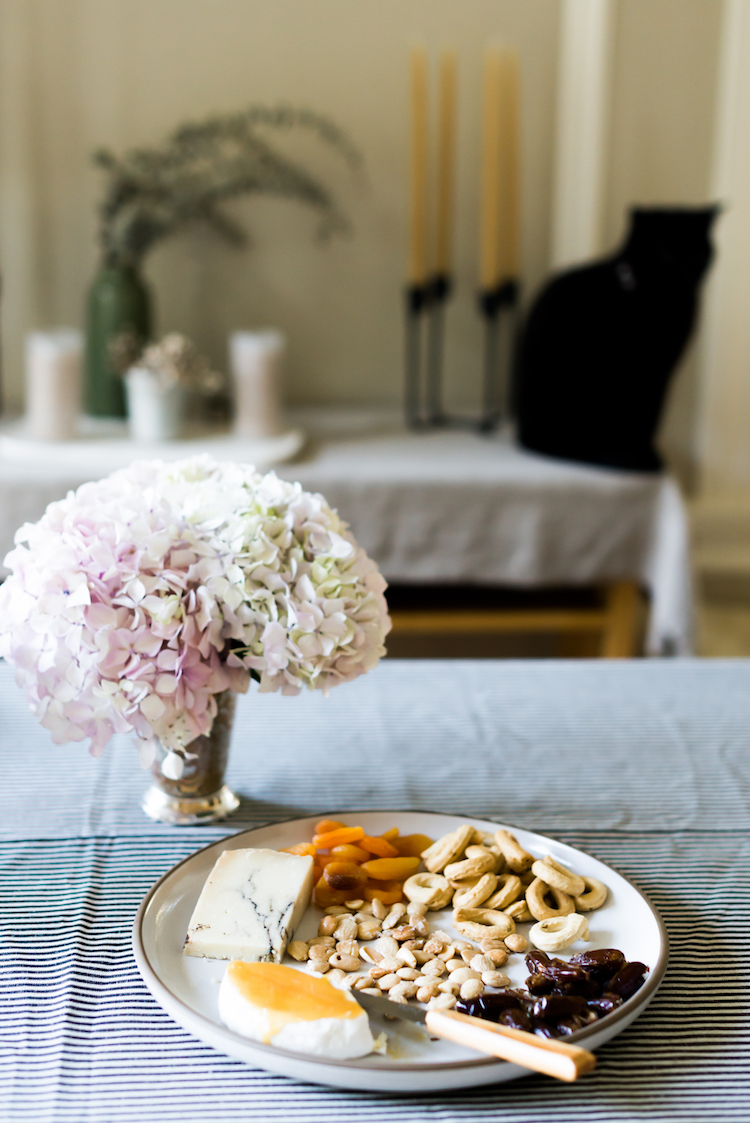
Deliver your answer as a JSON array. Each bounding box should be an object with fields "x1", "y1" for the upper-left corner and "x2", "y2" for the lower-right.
[
  {"x1": 0, "y1": 409, "x2": 692, "y2": 655},
  {"x1": 3, "y1": 658, "x2": 748, "y2": 1122}
]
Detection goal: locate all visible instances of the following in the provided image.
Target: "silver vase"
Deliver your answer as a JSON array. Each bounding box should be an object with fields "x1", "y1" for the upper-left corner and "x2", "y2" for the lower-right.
[{"x1": 141, "y1": 691, "x2": 240, "y2": 825}]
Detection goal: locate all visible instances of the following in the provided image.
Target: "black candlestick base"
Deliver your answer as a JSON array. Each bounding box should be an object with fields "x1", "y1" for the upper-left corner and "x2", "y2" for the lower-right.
[
  {"x1": 404, "y1": 283, "x2": 431, "y2": 429},
  {"x1": 478, "y1": 280, "x2": 519, "y2": 432},
  {"x1": 404, "y1": 277, "x2": 454, "y2": 430},
  {"x1": 403, "y1": 276, "x2": 518, "y2": 433},
  {"x1": 425, "y1": 274, "x2": 452, "y2": 425}
]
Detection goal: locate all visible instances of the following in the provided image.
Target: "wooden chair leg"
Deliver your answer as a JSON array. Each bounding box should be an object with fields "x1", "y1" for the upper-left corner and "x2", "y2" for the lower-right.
[{"x1": 601, "y1": 581, "x2": 641, "y2": 658}]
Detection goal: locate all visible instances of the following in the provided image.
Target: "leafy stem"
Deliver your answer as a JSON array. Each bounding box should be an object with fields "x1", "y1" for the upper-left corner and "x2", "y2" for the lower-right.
[{"x1": 94, "y1": 103, "x2": 362, "y2": 268}]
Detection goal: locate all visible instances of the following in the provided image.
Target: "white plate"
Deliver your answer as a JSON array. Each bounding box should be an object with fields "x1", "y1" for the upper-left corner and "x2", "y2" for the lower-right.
[{"x1": 132, "y1": 811, "x2": 668, "y2": 1093}]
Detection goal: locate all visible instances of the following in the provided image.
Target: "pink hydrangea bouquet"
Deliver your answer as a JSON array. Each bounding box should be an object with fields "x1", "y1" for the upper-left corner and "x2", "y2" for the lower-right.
[{"x1": 0, "y1": 456, "x2": 390, "y2": 758}]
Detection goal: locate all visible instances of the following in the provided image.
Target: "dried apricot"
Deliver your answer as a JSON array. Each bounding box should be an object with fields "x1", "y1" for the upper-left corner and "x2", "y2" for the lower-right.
[
  {"x1": 315, "y1": 819, "x2": 348, "y2": 835},
  {"x1": 394, "y1": 833, "x2": 434, "y2": 858},
  {"x1": 360, "y1": 835, "x2": 400, "y2": 859},
  {"x1": 363, "y1": 879, "x2": 404, "y2": 904},
  {"x1": 381, "y1": 827, "x2": 400, "y2": 842},
  {"x1": 331, "y1": 844, "x2": 370, "y2": 863},
  {"x1": 312, "y1": 826, "x2": 365, "y2": 849},
  {"x1": 361, "y1": 857, "x2": 421, "y2": 881},
  {"x1": 313, "y1": 874, "x2": 351, "y2": 908},
  {"x1": 279, "y1": 842, "x2": 318, "y2": 857},
  {"x1": 323, "y1": 861, "x2": 367, "y2": 892}
]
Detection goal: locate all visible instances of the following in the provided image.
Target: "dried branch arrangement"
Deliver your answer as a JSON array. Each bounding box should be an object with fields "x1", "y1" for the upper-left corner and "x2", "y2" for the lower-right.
[{"x1": 94, "y1": 105, "x2": 362, "y2": 267}]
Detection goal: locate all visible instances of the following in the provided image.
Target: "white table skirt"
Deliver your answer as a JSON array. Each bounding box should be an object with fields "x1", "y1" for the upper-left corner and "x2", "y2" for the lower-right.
[{"x1": 0, "y1": 409, "x2": 693, "y2": 654}]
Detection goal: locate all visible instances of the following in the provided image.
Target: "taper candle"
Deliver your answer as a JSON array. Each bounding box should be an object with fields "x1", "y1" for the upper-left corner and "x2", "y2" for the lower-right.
[
  {"x1": 499, "y1": 48, "x2": 521, "y2": 280},
  {"x1": 435, "y1": 49, "x2": 457, "y2": 277},
  {"x1": 479, "y1": 48, "x2": 503, "y2": 290},
  {"x1": 230, "y1": 330, "x2": 285, "y2": 439},
  {"x1": 409, "y1": 46, "x2": 430, "y2": 285},
  {"x1": 25, "y1": 329, "x2": 82, "y2": 441}
]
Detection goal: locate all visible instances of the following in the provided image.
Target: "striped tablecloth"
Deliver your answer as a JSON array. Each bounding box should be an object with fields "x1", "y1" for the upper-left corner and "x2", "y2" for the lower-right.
[{"x1": 3, "y1": 659, "x2": 749, "y2": 1122}]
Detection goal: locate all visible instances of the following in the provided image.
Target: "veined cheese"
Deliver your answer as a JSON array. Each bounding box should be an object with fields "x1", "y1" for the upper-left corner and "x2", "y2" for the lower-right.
[
  {"x1": 184, "y1": 848, "x2": 314, "y2": 962},
  {"x1": 219, "y1": 961, "x2": 375, "y2": 1059}
]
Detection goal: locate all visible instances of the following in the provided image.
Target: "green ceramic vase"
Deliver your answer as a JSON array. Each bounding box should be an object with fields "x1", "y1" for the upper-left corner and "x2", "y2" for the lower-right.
[{"x1": 84, "y1": 263, "x2": 152, "y2": 418}]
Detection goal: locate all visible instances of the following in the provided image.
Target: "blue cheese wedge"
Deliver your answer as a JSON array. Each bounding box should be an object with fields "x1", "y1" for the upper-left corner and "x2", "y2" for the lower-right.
[{"x1": 184, "y1": 848, "x2": 314, "y2": 962}]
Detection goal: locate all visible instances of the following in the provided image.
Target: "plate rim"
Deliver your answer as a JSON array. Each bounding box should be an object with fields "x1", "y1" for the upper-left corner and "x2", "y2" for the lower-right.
[{"x1": 132, "y1": 809, "x2": 669, "y2": 1075}]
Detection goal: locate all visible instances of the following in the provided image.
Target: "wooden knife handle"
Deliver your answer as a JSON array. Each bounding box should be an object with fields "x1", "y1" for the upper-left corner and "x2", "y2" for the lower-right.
[{"x1": 424, "y1": 1008, "x2": 597, "y2": 1082}]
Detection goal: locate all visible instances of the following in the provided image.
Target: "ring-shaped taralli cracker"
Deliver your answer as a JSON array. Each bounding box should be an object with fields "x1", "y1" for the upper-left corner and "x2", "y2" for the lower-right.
[
  {"x1": 452, "y1": 906, "x2": 515, "y2": 941},
  {"x1": 529, "y1": 913, "x2": 589, "y2": 953},
  {"x1": 444, "y1": 852, "x2": 496, "y2": 882},
  {"x1": 452, "y1": 872, "x2": 498, "y2": 909},
  {"x1": 483, "y1": 873, "x2": 523, "y2": 911},
  {"x1": 525, "y1": 877, "x2": 575, "y2": 921},
  {"x1": 504, "y1": 899, "x2": 533, "y2": 922},
  {"x1": 531, "y1": 856, "x2": 586, "y2": 898},
  {"x1": 488, "y1": 848, "x2": 505, "y2": 873},
  {"x1": 574, "y1": 876, "x2": 608, "y2": 912},
  {"x1": 421, "y1": 825, "x2": 475, "y2": 873},
  {"x1": 403, "y1": 872, "x2": 452, "y2": 910},
  {"x1": 494, "y1": 829, "x2": 534, "y2": 873},
  {"x1": 468, "y1": 842, "x2": 506, "y2": 872}
]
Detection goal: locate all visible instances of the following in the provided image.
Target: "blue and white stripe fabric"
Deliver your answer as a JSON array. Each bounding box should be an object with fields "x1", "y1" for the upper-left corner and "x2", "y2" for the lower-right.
[{"x1": 2, "y1": 659, "x2": 750, "y2": 1121}]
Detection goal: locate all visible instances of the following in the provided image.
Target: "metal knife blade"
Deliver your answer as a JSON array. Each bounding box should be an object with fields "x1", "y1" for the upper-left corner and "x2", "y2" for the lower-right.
[{"x1": 354, "y1": 989, "x2": 428, "y2": 1025}]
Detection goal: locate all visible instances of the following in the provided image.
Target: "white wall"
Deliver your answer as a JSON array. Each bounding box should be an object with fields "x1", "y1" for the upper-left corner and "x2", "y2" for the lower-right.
[
  {"x1": 0, "y1": 0, "x2": 560, "y2": 417},
  {"x1": 696, "y1": 0, "x2": 750, "y2": 497},
  {"x1": 606, "y1": 0, "x2": 722, "y2": 486},
  {"x1": 0, "y1": 0, "x2": 725, "y2": 480}
]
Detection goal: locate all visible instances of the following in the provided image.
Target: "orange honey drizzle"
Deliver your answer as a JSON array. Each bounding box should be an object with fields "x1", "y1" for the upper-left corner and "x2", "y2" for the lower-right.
[{"x1": 227, "y1": 962, "x2": 362, "y2": 1043}]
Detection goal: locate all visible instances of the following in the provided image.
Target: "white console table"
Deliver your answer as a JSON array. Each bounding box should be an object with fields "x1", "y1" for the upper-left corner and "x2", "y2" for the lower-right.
[{"x1": 0, "y1": 409, "x2": 692, "y2": 655}]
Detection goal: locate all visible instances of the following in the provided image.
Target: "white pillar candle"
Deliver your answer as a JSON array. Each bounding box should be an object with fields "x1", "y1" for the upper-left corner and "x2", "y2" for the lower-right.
[
  {"x1": 229, "y1": 330, "x2": 285, "y2": 439},
  {"x1": 25, "y1": 329, "x2": 82, "y2": 441}
]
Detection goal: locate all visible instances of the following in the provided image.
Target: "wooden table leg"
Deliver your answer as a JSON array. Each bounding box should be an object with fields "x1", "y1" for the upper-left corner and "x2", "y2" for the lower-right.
[{"x1": 601, "y1": 581, "x2": 641, "y2": 658}]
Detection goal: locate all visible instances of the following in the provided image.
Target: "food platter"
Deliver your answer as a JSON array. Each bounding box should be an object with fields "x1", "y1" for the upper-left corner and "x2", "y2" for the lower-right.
[{"x1": 132, "y1": 811, "x2": 668, "y2": 1093}]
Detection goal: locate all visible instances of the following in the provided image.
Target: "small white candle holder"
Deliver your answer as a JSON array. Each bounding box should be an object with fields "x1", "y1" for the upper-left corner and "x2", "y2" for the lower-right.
[
  {"x1": 229, "y1": 330, "x2": 285, "y2": 439},
  {"x1": 124, "y1": 367, "x2": 186, "y2": 443}
]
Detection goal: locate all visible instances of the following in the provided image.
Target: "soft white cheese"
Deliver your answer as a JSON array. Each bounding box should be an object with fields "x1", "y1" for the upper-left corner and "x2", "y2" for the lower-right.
[
  {"x1": 218, "y1": 961, "x2": 375, "y2": 1060},
  {"x1": 184, "y1": 848, "x2": 314, "y2": 962}
]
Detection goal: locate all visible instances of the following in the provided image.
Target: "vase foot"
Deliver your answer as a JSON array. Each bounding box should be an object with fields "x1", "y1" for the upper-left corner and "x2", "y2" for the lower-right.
[{"x1": 141, "y1": 784, "x2": 240, "y2": 826}]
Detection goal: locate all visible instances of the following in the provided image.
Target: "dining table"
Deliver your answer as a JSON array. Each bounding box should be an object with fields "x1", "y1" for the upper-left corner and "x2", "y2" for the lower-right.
[
  {"x1": 3, "y1": 655, "x2": 748, "y2": 1122},
  {"x1": 0, "y1": 408, "x2": 692, "y2": 655}
]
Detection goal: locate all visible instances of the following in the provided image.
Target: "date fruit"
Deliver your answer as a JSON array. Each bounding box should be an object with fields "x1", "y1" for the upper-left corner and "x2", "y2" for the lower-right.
[{"x1": 456, "y1": 948, "x2": 649, "y2": 1039}]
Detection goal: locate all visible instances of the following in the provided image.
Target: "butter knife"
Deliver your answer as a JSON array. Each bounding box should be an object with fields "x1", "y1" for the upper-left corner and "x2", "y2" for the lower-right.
[{"x1": 354, "y1": 991, "x2": 597, "y2": 1082}]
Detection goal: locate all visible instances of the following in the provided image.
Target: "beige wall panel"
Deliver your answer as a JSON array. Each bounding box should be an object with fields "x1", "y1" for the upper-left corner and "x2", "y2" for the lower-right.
[
  {"x1": 605, "y1": 0, "x2": 722, "y2": 487},
  {"x1": 0, "y1": 0, "x2": 559, "y2": 415}
]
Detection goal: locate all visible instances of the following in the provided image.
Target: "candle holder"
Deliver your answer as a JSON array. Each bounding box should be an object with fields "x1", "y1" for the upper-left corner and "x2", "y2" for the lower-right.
[
  {"x1": 478, "y1": 278, "x2": 519, "y2": 431},
  {"x1": 403, "y1": 275, "x2": 519, "y2": 433},
  {"x1": 404, "y1": 282, "x2": 430, "y2": 429},
  {"x1": 404, "y1": 275, "x2": 454, "y2": 430},
  {"x1": 426, "y1": 274, "x2": 452, "y2": 425}
]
